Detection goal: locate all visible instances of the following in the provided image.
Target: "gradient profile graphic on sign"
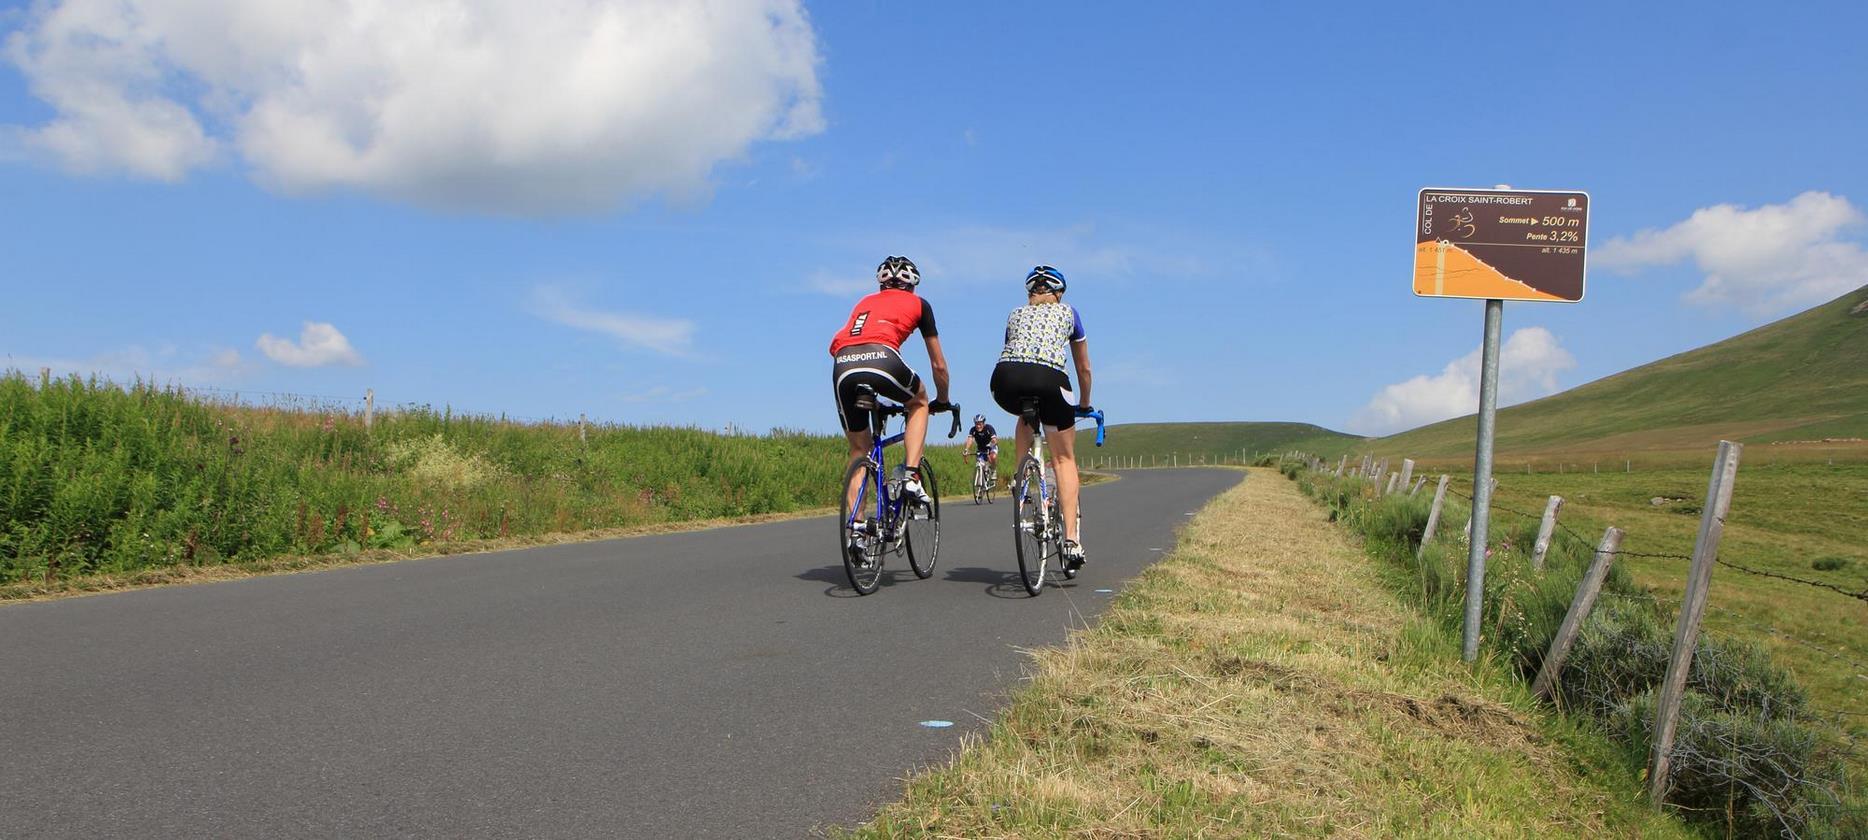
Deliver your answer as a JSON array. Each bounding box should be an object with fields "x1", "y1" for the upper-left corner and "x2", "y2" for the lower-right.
[{"x1": 1414, "y1": 188, "x2": 1589, "y2": 302}]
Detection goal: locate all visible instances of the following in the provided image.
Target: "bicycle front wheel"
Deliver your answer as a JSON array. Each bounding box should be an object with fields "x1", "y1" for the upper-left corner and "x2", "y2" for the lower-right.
[
  {"x1": 905, "y1": 457, "x2": 940, "y2": 579},
  {"x1": 1012, "y1": 457, "x2": 1048, "y2": 596},
  {"x1": 840, "y1": 458, "x2": 883, "y2": 595},
  {"x1": 973, "y1": 462, "x2": 985, "y2": 504}
]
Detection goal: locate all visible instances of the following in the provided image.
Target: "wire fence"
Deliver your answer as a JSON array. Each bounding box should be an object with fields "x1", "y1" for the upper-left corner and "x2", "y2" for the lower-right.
[
  {"x1": 1352, "y1": 463, "x2": 1868, "y2": 732},
  {"x1": 1311, "y1": 455, "x2": 1868, "y2": 833},
  {"x1": 1442, "y1": 486, "x2": 1868, "y2": 604}
]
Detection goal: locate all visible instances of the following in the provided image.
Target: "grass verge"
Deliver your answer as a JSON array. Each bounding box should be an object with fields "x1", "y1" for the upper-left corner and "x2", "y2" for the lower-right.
[{"x1": 837, "y1": 468, "x2": 1685, "y2": 838}]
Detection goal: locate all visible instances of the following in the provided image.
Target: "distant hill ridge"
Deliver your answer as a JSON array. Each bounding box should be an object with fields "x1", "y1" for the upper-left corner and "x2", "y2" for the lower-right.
[
  {"x1": 1373, "y1": 284, "x2": 1868, "y2": 457},
  {"x1": 1085, "y1": 421, "x2": 1357, "y2": 466}
]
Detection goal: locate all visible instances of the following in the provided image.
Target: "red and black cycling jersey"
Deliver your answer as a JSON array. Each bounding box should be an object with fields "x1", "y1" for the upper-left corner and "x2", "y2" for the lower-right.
[{"x1": 828, "y1": 288, "x2": 938, "y2": 354}]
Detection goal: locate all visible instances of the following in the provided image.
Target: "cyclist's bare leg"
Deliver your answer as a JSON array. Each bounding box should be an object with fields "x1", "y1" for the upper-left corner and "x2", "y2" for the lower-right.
[
  {"x1": 902, "y1": 383, "x2": 931, "y2": 472},
  {"x1": 1049, "y1": 425, "x2": 1081, "y2": 543},
  {"x1": 843, "y1": 430, "x2": 873, "y2": 510}
]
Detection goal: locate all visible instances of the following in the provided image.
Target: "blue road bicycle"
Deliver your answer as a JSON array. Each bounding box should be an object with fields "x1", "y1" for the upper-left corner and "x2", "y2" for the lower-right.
[
  {"x1": 839, "y1": 384, "x2": 961, "y2": 595},
  {"x1": 1011, "y1": 400, "x2": 1106, "y2": 597}
]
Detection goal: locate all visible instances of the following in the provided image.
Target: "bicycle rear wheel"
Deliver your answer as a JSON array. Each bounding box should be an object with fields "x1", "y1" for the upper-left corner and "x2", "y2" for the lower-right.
[
  {"x1": 840, "y1": 458, "x2": 884, "y2": 595},
  {"x1": 1012, "y1": 457, "x2": 1048, "y2": 596},
  {"x1": 905, "y1": 457, "x2": 940, "y2": 579}
]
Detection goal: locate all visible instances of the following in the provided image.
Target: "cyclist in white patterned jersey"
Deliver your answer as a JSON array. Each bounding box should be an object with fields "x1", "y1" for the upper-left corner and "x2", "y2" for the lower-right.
[{"x1": 989, "y1": 265, "x2": 1094, "y2": 570}]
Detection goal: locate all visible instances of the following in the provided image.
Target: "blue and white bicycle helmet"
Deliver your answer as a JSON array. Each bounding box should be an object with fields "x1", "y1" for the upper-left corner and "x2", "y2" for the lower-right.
[{"x1": 1025, "y1": 264, "x2": 1067, "y2": 295}]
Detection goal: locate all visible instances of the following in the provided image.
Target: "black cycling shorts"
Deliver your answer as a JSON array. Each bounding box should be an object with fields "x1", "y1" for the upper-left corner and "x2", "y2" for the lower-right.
[
  {"x1": 831, "y1": 343, "x2": 922, "y2": 433},
  {"x1": 990, "y1": 361, "x2": 1077, "y2": 430}
]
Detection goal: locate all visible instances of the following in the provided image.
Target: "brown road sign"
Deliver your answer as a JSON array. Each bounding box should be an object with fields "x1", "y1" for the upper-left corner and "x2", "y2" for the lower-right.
[{"x1": 1414, "y1": 188, "x2": 1589, "y2": 302}]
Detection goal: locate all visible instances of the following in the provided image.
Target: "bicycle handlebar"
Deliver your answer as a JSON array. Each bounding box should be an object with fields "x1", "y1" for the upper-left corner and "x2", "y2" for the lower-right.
[
  {"x1": 1076, "y1": 407, "x2": 1107, "y2": 447},
  {"x1": 931, "y1": 401, "x2": 962, "y2": 438}
]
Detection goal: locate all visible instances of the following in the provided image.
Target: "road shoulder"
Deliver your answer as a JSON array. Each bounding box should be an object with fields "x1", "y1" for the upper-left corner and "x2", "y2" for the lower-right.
[{"x1": 837, "y1": 467, "x2": 1686, "y2": 837}]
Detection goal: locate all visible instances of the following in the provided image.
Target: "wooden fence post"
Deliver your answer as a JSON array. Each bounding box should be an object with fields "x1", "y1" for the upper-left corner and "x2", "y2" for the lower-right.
[
  {"x1": 1648, "y1": 441, "x2": 1742, "y2": 804},
  {"x1": 1399, "y1": 458, "x2": 1416, "y2": 489},
  {"x1": 364, "y1": 388, "x2": 375, "y2": 431},
  {"x1": 1336, "y1": 454, "x2": 1346, "y2": 477},
  {"x1": 1418, "y1": 475, "x2": 1450, "y2": 560},
  {"x1": 1530, "y1": 495, "x2": 1565, "y2": 570},
  {"x1": 1532, "y1": 526, "x2": 1624, "y2": 699},
  {"x1": 579, "y1": 412, "x2": 588, "y2": 444},
  {"x1": 1384, "y1": 472, "x2": 1399, "y2": 495},
  {"x1": 1410, "y1": 475, "x2": 1427, "y2": 496}
]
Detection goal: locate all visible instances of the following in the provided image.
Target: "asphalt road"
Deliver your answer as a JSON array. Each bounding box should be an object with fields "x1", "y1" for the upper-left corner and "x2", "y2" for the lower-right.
[{"x1": 0, "y1": 468, "x2": 1242, "y2": 839}]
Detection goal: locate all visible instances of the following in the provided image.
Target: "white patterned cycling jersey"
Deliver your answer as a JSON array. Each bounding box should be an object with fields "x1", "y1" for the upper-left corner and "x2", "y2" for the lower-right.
[{"x1": 997, "y1": 302, "x2": 1086, "y2": 372}]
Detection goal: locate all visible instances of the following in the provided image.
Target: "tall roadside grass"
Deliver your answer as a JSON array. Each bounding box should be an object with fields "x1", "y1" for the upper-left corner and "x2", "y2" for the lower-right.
[
  {"x1": 0, "y1": 375, "x2": 967, "y2": 585},
  {"x1": 1283, "y1": 462, "x2": 1863, "y2": 838}
]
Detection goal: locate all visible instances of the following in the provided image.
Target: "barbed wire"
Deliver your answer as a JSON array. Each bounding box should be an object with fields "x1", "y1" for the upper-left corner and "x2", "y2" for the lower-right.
[{"x1": 1427, "y1": 474, "x2": 1868, "y2": 605}]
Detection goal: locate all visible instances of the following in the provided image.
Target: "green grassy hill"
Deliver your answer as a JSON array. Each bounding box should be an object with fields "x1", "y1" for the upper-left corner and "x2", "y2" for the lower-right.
[
  {"x1": 1375, "y1": 284, "x2": 1868, "y2": 459},
  {"x1": 1078, "y1": 421, "x2": 1358, "y2": 468}
]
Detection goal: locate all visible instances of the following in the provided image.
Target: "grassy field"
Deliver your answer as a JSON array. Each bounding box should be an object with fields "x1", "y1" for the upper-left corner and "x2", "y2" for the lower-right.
[
  {"x1": 1080, "y1": 421, "x2": 1358, "y2": 469},
  {"x1": 1434, "y1": 462, "x2": 1868, "y2": 740},
  {"x1": 840, "y1": 470, "x2": 1687, "y2": 838},
  {"x1": 0, "y1": 374, "x2": 971, "y2": 591},
  {"x1": 1373, "y1": 283, "x2": 1868, "y2": 460},
  {"x1": 1288, "y1": 464, "x2": 1861, "y2": 836}
]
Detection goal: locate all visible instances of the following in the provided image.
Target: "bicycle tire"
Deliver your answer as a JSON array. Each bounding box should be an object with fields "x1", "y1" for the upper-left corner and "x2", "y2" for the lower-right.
[
  {"x1": 905, "y1": 457, "x2": 940, "y2": 579},
  {"x1": 973, "y1": 461, "x2": 985, "y2": 505},
  {"x1": 840, "y1": 458, "x2": 884, "y2": 595},
  {"x1": 1013, "y1": 457, "x2": 1048, "y2": 596}
]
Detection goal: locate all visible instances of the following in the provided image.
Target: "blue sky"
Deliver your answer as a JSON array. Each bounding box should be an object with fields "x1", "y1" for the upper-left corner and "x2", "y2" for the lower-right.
[{"x1": 3, "y1": 1, "x2": 1866, "y2": 436}]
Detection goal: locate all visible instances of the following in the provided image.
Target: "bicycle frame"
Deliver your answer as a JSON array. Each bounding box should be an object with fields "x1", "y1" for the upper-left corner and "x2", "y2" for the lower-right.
[
  {"x1": 847, "y1": 390, "x2": 962, "y2": 536},
  {"x1": 859, "y1": 418, "x2": 909, "y2": 529}
]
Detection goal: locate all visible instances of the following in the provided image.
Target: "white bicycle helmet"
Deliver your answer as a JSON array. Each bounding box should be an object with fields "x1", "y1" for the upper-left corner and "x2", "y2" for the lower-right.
[{"x1": 877, "y1": 256, "x2": 920, "y2": 289}]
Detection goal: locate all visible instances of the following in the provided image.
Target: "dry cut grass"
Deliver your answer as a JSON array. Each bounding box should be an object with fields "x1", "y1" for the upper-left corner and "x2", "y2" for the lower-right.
[{"x1": 838, "y1": 468, "x2": 1686, "y2": 838}]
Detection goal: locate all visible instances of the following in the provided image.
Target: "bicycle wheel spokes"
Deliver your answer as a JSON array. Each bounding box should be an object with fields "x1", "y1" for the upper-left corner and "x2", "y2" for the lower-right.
[
  {"x1": 905, "y1": 457, "x2": 940, "y2": 579},
  {"x1": 840, "y1": 458, "x2": 884, "y2": 595},
  {"x1": 1013, "y1": 459, "x2": 1047, "y2": 597}
]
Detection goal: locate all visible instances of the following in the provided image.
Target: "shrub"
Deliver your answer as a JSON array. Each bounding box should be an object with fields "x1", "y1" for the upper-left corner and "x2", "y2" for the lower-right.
[
  {"x1": 1293, "y1": 468, "x2": 1853, "y2": 837},
  {"x1": 1811, "y1": 556, "x2": 1850, "y2": 572}
]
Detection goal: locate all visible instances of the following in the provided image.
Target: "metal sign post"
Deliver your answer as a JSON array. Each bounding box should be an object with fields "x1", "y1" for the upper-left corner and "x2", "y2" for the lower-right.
[
  {"x1": 1414, "y1": 185, "x2": 1589, "y2": 662},
  {"x1": 1462, "y1": 299, "x2": 1503, "y2": 660}
]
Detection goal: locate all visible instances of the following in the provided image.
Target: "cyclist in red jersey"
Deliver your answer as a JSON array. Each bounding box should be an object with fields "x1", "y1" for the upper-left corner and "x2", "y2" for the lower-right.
[{"x1": 830, "y1": 256, "x2": 952, "y2": 509}]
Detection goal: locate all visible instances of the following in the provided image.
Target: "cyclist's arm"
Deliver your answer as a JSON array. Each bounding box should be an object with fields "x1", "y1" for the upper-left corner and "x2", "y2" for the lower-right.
[
  {"x1": 1070, "y1": 338, "x2": 1092, "y2": 408},
  {"x1": 962, "y1": 436, "x2": 975, "y2": 455},
  {"x1": 923, "y1": 334, "x2": 951, "y2": 404}
]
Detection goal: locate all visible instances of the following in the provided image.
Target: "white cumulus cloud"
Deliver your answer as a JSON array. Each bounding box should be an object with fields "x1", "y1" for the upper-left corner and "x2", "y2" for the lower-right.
[
  {"x1": 1596, "y1": 191, "x2": 1868, "y2": 316},
  {"x1": 531, "y1": 286, "x2": 695, "y2": 357},
  {"x1": 256, "y1": 322, "x2": 364, "y2": 367},
  {"x1": 3, "y1": 0, "x2": 823, "y2": 214},
  {"x1": 1350, "y1": 327, "x2": 1576, "y2": 436},
  {"x1": 5, "y1": 344, "x2": 252, "y2": 385}
]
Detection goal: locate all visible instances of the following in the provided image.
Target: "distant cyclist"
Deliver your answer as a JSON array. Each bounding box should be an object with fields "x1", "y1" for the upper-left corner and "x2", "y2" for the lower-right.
[
  {"x1": 963, "y1": 413, "x2": 1000, "y2": 482},
  {"x1": 989, "y1": 265, "x2": 1093, "y2": 570},
  {"x1": 830, "y1": 256, "x2": 952, "y2": 509}
]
